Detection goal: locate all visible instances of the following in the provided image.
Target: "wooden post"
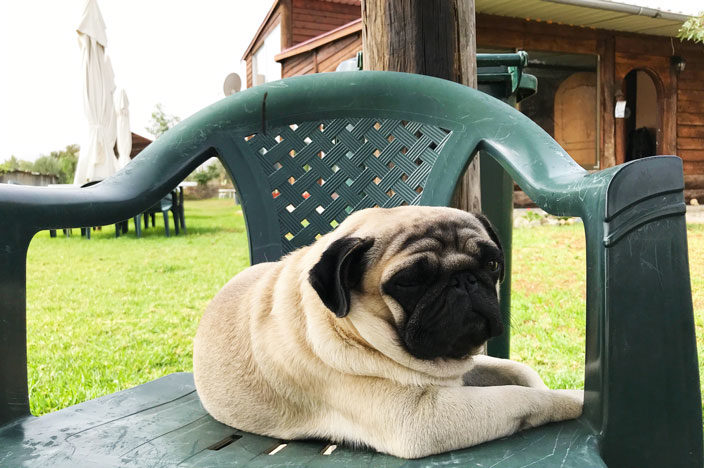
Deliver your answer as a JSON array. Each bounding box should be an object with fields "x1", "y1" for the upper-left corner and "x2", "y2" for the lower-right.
[
  {"x1": 361, "y1": 0, "x2": 481, "y2": 212},
  {"x1": 280, "y1": 0, "x2": 293, "y2": 51}
]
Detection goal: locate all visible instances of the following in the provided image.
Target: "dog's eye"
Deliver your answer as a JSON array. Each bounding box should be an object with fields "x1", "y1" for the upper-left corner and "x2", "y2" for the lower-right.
[{"x1": 487, "y1": 260, "x2": 500, "y2": 273}]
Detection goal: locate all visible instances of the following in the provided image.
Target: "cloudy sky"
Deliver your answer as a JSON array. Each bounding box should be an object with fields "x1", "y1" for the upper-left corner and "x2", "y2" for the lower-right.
[
  {"x1": 0, "y1": 0, "x2": 274, "y2": 161},
  {"x1": 0, "y1": 0, "x2": 701, "y2": 162}
]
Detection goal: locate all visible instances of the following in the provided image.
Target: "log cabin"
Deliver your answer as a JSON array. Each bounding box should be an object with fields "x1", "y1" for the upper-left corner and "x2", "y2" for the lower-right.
[{"x1": 242, "y1": 0, "x2": 704, "y2": 201}]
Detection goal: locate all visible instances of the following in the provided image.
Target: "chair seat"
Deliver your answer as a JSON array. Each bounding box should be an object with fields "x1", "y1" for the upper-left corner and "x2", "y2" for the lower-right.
[{"x1": 0, "y1": 373, "x2": 604, "y2": 467}]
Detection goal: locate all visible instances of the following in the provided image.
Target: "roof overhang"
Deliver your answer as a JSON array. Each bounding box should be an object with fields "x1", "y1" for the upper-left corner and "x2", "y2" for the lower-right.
[{"x1": 476, "y1": 0, "x2": 693, "y2": 37}]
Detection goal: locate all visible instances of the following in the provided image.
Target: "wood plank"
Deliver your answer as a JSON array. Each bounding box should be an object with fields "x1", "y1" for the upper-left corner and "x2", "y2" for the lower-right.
[
  {"x1": 293, "y1": 9, "x2": 360, "y2": 19},
  {"x1": 293, "y1": 0, "x2": 360, "y2": 14},
  {"x1": 293, "y1": 11, "x2": 359, "y2": 24},
  {"x1": 598, "y1": 36, "x2": 616, "y2": 168},
  {"x1": 293, "y1": 33, "x2": 309, "y2": 44},
  {"x1": 683, "y1": 160, "x2": 704, "y2": 175},
  {"x1": 291, "y1": 27, "x2": 325, "y2": 39},
  {"x1": 246, "y1": 58, "x2": 253, "y2": 88},
  {"x1": 476, "y1": 28, "x2": 525, "y2": 49},
  {"x1": 523, "y1": 34, "x2": 595, "y2": 54},
  {"x1": 679, "y1": 149, "x2": 704, "y2": 161},
  {"x1": 476, "y1": 13, "x2": 599, "y2": 40},
  {"x1": 282, "y1": 54, "x2": 310, "y2": 77},
  {"x1": 679, "y1": 80, "x2": 704, "y2": 91},
  {"x1": 684, "y1": 174, "x2": 704, "y2": 188},
  {"x1": 615, "y1": 35, "x2": 673, "y2": 57},
  {"x1": 292, "y1": 15, "x2": 358, "y2": 29},
  {"x1": 317, "y1": 39, "x2": 361, "y2": 72},
  {"x1": 664, "y1": 62, "x2": 677, "y2": 155},
  {"x1": 679, "y1": 113, "x2": 704, "y2": 125},
  {"x1": 286, "y1": 54, "x2": 315, "y2": 76},
  {"x1": 678, "y1": 100, "x2": 704, "y2": 114},
  {"x1": 678, "y1": 89, "x2": 704, "y2": 103},
  {"x1": 278, "y1": 19, "x2": 361, "y2": 61},
  {"x1": 678, "y1": 138, "x2": 704, "y2": 150},
  {"x1": 280, "y1": 0, "x2": 292, "y2": 49},
  {"x1": 678, "y1": 126, "x2": 704, "y2": 138},
  {"x1": 315, "y1": 33, "x2": 358, "y2": 62},
  {"x1": 294, "y1": 19, "x2": 352, "y2": 32},
  {"x1": 679, "y1": 69, "x2": 704, "y2": 82},
  {"x1": 478, "y1": 23, "x2": 597, "y2": 53},
  {"x1": 287, "y1": 60, "x2": 315, "y2": 77},
  {"x1": 679, "y1": 71, "x2": 704, "y2": 91},
  {"x1": 289, "y1": 58, "x2": 314, "y2": 76},
  {"x1": 615, "y1": 52, "x2": 670, "y2": 72}
]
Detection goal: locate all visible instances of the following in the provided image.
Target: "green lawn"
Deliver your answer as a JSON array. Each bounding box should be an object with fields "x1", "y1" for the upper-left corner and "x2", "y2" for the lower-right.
[{"x1": 25, "y1": 199, "x2": 704, "y2": 417}]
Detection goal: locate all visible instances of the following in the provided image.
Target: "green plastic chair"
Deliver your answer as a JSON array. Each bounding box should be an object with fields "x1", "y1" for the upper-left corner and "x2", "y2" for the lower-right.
[{"x1": 0, "y1": 70, "x2": 700, "y2": 467}]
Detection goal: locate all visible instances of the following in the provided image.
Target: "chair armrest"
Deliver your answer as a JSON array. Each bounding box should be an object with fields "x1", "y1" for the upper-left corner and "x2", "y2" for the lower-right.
[
  {"x1": 494, "y1": 153, "x2": 700, "y2": 467},
  {"x1": 591, "y1": 156, "x2": 701, "y2": 467}
]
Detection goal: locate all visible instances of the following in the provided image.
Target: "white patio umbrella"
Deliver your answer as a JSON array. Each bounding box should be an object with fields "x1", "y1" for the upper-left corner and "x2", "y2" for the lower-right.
[
  {"x1": 115, "y1": 88, "x2": 132, "y2": 168},
  {"x1": 73, "y1": 0, "x2": 118, "y2": 185}
]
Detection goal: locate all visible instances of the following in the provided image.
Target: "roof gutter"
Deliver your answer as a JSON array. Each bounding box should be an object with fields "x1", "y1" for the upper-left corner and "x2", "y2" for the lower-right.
[{"x1": 542, "y1": 0, "x2": 691, "y2": 22}]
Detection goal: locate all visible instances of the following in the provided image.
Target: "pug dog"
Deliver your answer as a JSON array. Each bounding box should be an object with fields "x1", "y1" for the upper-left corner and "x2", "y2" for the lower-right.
[{"x1": 193, "y1": 206, "x2": 583, "y2": 459}]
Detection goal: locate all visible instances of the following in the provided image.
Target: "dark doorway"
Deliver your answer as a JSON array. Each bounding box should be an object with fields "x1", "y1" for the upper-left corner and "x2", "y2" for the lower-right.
[{"x1": 623, "y1": 70, "x2": 659, "y2": 162}]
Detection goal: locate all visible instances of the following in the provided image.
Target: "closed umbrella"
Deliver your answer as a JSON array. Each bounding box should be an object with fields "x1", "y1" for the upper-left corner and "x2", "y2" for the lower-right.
[
  {"x1": 73, "y1": 0, "x2": 118, "y2": 184},
  {"x1": 115, "y1": 88, "x2": 132, "y2": 168}
]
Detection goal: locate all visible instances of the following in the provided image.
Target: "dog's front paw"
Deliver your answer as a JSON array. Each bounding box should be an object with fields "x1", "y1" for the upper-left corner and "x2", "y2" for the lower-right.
[
  {"x1": 551, "y1": 389, "x2": 584, "y2": 420},
  {"x1": 516, "y1": 388, "x2": 583, "y2": 431}
]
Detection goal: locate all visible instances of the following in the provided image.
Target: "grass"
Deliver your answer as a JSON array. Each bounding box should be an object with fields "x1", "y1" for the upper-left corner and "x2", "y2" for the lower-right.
[
  {"x1": 25, "y1": 200, "x2": 704, "y2": 418},
  {"x1": 510, "y1": 223, "x2": 589, "y2": 390},
  {"x1": 26, "y1": 199, "x2": 249, "y2": 415}
]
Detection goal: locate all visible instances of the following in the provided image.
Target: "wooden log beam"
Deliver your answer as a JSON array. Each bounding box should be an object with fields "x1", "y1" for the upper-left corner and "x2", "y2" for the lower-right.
[{"x1": 361, "y1": 0, "x2": 480, "y2": 212}]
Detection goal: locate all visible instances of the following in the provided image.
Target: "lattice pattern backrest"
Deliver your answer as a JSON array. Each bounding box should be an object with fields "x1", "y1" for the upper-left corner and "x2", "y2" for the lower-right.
[{"x1": 244, "y1": 118, "x2": 453, "y2": 253}]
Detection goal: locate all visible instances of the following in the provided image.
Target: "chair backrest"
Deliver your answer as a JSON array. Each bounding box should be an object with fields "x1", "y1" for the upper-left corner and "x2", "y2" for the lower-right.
[
  {"x1": 172, "y1": 72, "x2": 584, "y2": 264},
  {"x1": 243, "y1": 118, "x2": 452, "y2": 254}
]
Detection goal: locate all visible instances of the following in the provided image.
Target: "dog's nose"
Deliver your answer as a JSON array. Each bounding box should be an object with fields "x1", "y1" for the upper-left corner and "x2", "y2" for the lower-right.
[{"x1": 450, "y1": 271, "x2": 478, "y2": 291}]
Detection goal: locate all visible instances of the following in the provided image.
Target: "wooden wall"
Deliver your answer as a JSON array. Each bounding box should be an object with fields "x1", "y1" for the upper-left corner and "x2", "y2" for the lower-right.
[
  {"x1": 678, "y1": 49, "x2": 704, "y2": 178},
  {"x1": 274, "y1": 10, "x2": 704, "y2": 180},
  {"x1": 282, "y1": 29, "x2": 361, "y2": 76},
  {"x1": 475, "y1": 13, "x2": 704, "y2": 178},
  {"x1": 291, "y1": 0, "x2": 360, "y2": 45}
]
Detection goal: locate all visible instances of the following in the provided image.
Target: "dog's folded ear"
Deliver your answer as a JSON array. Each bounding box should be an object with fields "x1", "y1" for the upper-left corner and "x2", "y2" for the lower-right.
[{"x1": 309, "y1": 236, "x2": 375, "y2": 318}]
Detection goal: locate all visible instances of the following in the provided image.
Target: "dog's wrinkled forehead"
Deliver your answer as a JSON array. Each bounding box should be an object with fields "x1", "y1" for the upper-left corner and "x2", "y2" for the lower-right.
[
  {"x1": 337, "y1": 206, "x2": 495, "y2": 261},
  {"x1": 394, "y1": 219, "x2": 487, "y2": 256}
]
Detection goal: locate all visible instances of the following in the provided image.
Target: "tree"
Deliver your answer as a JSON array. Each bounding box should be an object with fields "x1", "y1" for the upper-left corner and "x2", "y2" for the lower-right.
[
  {"x1": 362, "y1": 0, "x2": 480, "y2": 212},
  {"x1": 0, "y1": 156, "x2": 22, "y2": 172},
  {"x1": 146, "y1": 103, "x2": 181, "y2": 139},
  {"x1": 18, "y1": 159, "x2": 34, "y2": 172},
  {"x1": 190, "y1": 160, "x2": 222, "y2": 187},
  {"x1": 31, "y1": 145, "x2": 79, "y2": 183},
  {"x1": 1, "y1": 145, "x2": 79, "y2": 183},
  {"x1": 678, "y1": 12, "x2": 704, "y2": 44},
  {"x1": 32, "y1": 155, "x2": 62, "y2": 178},
  {"x1": 53, "y1": 144, "x2": 80, "y2": 184}
]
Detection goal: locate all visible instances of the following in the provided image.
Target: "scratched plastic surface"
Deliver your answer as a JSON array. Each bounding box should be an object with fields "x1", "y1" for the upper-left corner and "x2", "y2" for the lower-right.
[
  {"x1": 0, "y1": 373, "x2": 604, "y2": 467},
  {"x1": 1, "y1": 69, "x2": 701, "y2": 467}
]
